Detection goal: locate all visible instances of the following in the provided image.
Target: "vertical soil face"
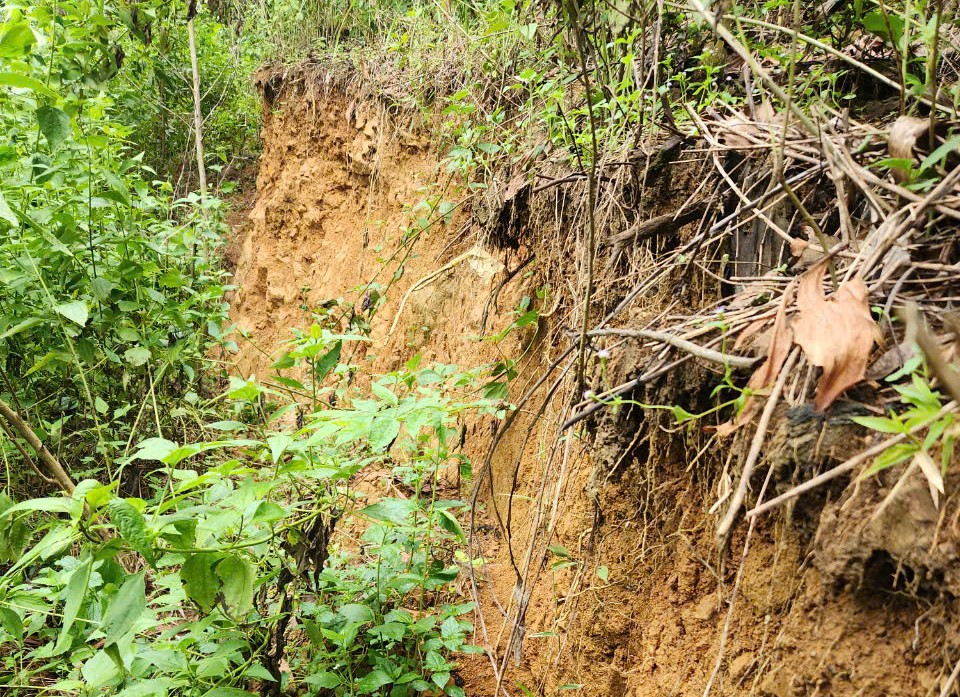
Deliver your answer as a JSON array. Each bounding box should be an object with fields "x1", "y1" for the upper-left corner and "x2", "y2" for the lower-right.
[{"x1": 228, "y1": 77, "x2": 955, "y2": 696}]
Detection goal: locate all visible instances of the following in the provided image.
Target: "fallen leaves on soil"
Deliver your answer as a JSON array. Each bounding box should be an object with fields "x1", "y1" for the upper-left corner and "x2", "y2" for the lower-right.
[{"x1": 792, "y1": 263, "x2": 880, "y2": 412}]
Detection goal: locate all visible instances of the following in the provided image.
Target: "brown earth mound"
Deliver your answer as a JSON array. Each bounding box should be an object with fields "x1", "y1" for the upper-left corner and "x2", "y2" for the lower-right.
[{"x1": 226, "y1": 68, "x2": 960, "y2": 696}]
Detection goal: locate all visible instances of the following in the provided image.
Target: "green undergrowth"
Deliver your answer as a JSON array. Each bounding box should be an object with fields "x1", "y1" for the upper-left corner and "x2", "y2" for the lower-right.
[
  {"x1": 0, "y1": 324, "x2": 508, "y2": 695},
  {"x1": 255, "y1": 0, "x2": 959, "y2": 193}
]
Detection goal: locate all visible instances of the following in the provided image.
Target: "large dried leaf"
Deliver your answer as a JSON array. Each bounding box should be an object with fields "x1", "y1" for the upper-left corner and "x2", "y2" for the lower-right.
[
  {"x1": 792, "y1": 263, "x2": 880, "y2": 412},
  {"x1": 716, "y1": 284, "x2": 794, "y2": 436}
]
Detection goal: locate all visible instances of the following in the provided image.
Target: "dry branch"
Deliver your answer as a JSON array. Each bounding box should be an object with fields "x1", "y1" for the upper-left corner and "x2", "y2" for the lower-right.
[
  {"x1": 0, "y1": 397, "x2": 76, "y2": 494},
  {"x1": 584, "y1": 327, "x2": 757, "y2": 368}
]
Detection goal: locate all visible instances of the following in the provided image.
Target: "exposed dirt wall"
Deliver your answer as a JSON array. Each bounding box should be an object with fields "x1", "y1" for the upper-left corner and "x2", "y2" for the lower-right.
[{"x1": 226, "y1": 72, "x2": 956, "y2": 697}]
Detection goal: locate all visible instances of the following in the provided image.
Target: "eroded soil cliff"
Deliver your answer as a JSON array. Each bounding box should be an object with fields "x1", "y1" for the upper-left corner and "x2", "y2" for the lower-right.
[{"x1": 226, "y1": 68, "x2": 960, "y2": 696}]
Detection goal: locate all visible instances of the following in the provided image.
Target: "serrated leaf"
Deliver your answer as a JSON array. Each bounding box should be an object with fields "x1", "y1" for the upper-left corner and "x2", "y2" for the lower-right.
[
  {"x1": 108, "y1": 499, "x2": 153, "y2": 564},
  {"x1": 54, "y1": 300, "x2": 88, "y2": 327},
  {"x1": 101, "y1": 572, "x2": 145, "y2": 645},
  {"x1": 36, "y1": 106, "x2": 71, "y2": 150}
]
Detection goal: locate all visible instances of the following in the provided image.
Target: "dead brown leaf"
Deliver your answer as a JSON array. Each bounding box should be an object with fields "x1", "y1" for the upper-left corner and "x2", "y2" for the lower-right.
[
  {"x1": 887, "y1": 116, "x2": 928, "y2": 183},
  {"x1": 715, "y1": 283, "x2": 795, "y2": 436},
  {"x1": 792, "y1": 263, "x2": 880, "y2": 412}
]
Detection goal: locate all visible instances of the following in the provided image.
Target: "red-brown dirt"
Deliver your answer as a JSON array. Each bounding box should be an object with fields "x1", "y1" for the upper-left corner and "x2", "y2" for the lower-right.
[{"x1": 226, "y1": 71, "x2": 959, "y2": 697}]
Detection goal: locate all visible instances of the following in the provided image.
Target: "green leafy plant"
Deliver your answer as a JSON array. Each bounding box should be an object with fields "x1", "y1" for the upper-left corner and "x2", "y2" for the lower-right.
[
  {"x1": 853, "y1": 367, "x2": 957, "y2": 505},
  {"x1": 0, "y1": 326, "x2": 505, "y2": 695}
]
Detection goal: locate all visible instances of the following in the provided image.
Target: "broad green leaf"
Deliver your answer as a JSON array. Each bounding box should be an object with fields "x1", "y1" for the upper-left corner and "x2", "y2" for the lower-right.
[
  {"x1": 356, "y1": 669, "x2": 392, "y2": 694},
  {"x1": 0, "y1": 493, "x2": 29, "y2": 561},
  {"x1": 435, "y1": 509, "x2": 466, "y2": 541},
  {"x1": 115, "y1": 679, "x2": 177, "y2": 697},
  {"x1": 180, "y1": 554, "x2": 221, "y2": 612},
  {"x1": 228, "y1": 379, "x2": 262, "y2": 401},
  {"x1": 313, "y1": 340, "x2": 342, "y2": 383},
  {"x1": 0, "y1": 190, "x2": 18, "y2": 227},
  {"x1": 101, "y1": 572, "x2": 145, "y2": 645},
  {"x1": 0, "y1": 606, "x2": 23, "y2": 642},
  {"x1": 0, "y1": 72, "x2": 58, "y2": 97},
  {"x1": 251, "y1": 500, "x2": 287, "y2": 525},
  {"x1": 102, "y1": 170, "x2": 132, "y2": 206},
  {"x1": 201, "y1": 689, "x2": 257, "y2": 697},
  {"x1": 243, "y1": 664, "x2": 276, "y2": 682},
  {"x1": 339, "y1": 603, "x2": 374, "y2": 623},
  {"x1": 0, "y1": 23, "x2": 35, "y2": 57},
  {"x1": 35, "y1": 106, "x2": 71, "y2": 150},
  {"x1": 266, "y1": 432, "x2": 292, "y2": 464},
  {"x1": 371, "y1": 381, "x2": 399, "y2": 405},
  {"x1": 108, "y1": 499, "x2": 154, "y2": 564},
  {"x1": 216, "y1": 555, "x2": 254, "y2": 617},
  {"x1": 54, "y1": 300, "x2": 88, "y2": 327},
  {"x1": 132, "y1": 437, "x2": 178, "y2": 462},
  {"x1": 368, "y1": 414, "x2": 401, "y2": 451},
  {"x1": 1, "y1": 496, "x2": 71, "y2": 517},
  {"x1": 207, "y1": 420, "x2": 247, "y2": 432},
  {"x1": 0, "y1": 318, "x2": 44, "y2": 341},
  {"x1": 124, "y1": 346, "x2": 151, "y2": 367},
  {"x1": 54, "y1": 556, "x2": 92, "y2": 654},
  {"x1": 82, "y1": 649, "x2": 121, "y2": 689},
  {"x1": 304, "y1": 672, "x2": 342, "y2": 688},
  {"x1": 361, "y1": 498, "x2": 418, "y2": 525}
]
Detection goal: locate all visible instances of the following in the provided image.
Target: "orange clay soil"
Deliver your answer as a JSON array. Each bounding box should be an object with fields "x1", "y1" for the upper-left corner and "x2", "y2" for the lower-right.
[{"x1": 224, "y1": 73, "x2": 958, "y2": 696}]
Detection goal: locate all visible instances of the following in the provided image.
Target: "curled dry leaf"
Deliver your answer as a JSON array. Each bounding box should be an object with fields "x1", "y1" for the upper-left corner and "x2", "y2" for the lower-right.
[
  {"x1": 792, "y1": 263, "x2": 881, "y2": 412},
  {"x1": 887, "y1": 115, "x2": 928, "y2": 183},
  {"x1": 715, "y1": 283, "x2": 795, "y2": 436},
  {"x1": 913, "y1": 450, "x2": 944, "y2": 510}
]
